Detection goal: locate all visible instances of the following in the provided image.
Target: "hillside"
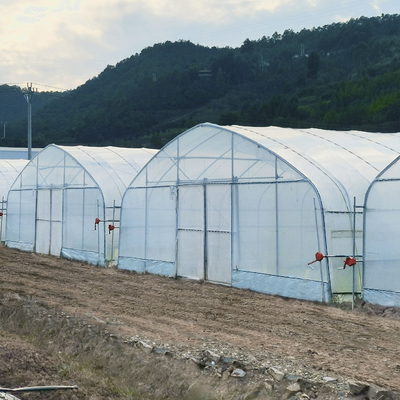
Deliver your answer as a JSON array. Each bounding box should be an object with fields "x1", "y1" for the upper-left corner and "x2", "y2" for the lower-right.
[{"x1": 1, "y1": 13, "x2": 400, "y2": 149}]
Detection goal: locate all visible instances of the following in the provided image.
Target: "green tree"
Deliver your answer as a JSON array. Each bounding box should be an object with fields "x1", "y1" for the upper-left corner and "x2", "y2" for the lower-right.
[{"x1": 307, "y1": 52, "x2": 321, "y2": 79}]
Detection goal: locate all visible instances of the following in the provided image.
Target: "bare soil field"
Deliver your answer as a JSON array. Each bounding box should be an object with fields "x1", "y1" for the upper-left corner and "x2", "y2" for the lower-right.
[{"x1": 0, "y1": 245, "x2": 399, "y2": 399}]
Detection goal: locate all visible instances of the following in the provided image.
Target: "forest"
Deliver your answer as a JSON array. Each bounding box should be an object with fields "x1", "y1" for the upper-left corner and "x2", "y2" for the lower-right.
[{"x1": 0, "y1": 13, "x2": 400, "y2": 149}]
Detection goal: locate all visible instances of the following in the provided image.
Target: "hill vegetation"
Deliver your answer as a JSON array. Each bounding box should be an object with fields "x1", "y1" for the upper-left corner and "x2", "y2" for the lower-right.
[{"x1": 1, "y1": 13, "x2": 400, "y2": 149}]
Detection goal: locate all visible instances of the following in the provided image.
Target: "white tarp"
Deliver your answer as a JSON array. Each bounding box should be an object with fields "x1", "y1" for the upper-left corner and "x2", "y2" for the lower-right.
[
  {"x1": 6, "y1": 145, "x2": 157, "y2": 265},
  {"x1": 119, "y1": 123, "x2": 400, "y2": 302},
  {"x1": 0, "y1": 159, "x2": 28, "y2": 241},
  {"x1": 364, "y1": 156, "x2": 400, "y2": 306}
]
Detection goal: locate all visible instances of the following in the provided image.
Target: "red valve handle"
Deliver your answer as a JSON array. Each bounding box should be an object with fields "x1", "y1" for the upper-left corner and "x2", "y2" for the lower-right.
[
  {"x1": 308, "y1": 251, "x2": 325, "y2": 265},
  {"x1": 343, "y1": 257, "x2": 356, "y2": 269}
]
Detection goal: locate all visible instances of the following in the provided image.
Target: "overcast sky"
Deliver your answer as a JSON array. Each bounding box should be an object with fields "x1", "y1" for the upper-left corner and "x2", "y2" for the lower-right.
[{"x1": 0, "y1": 0, "x2": 398, "y2": 91}]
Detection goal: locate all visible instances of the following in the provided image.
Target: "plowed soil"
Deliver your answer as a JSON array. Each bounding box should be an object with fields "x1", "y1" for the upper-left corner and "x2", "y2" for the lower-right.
[{"x1": 0, "y1": 245, "x2": 399, "y2": 399}]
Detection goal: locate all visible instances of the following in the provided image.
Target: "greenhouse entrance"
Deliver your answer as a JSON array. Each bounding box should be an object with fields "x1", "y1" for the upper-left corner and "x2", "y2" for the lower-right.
[
  {"x1": 177, "y1": 184, "x2": 231, "y2": 284},
  {"x1": 35, "y1": 188, "x2": 62, "y2": 256}
]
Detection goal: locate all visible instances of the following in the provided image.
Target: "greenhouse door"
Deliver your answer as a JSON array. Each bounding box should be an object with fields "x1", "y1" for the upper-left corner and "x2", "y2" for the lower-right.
[
  {"x1": 35, "y1": 188, "x2": 63, "y2": 256},
  {"x1": 177, "y1": 185, "x2": 204, "y2": 280},
  {"x1": 206, "y1": 184, "x2": 231, "y2": 284},
  {"x1": 177, "y1": 184, "x2": 231, "y2": 284}
]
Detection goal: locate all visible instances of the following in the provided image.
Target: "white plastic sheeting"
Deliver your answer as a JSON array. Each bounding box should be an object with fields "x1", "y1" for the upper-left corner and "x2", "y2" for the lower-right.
[
  {"x1": 364, "y1": 156, "x2": 400, "y2": 306},
  {"x1": 6, "y1": 145, "x2": 157, "y2": 265},
  {"x1": 0, "y1": 159, "x2": 28, "y2": 241},
  {"x1": 118, "y1": 124, "x2": 400, "y2": 302}
]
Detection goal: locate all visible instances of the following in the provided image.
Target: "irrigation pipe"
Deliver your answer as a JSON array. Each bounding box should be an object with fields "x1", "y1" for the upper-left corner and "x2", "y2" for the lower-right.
[{"x1": 0, "y1": 385, "x2": 78, "y2": 392}]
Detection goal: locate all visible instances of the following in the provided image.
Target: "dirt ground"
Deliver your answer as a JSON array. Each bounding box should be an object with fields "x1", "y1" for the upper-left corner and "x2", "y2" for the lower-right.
[{"x1": 0, "y1": 245, "x2": 400, "y2": 400}]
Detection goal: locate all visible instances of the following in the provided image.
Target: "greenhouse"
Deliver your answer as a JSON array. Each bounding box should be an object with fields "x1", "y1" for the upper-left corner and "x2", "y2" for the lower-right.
[
  {"x1": 0, "y1": 147, "x2": 41, "y2": 159},
  {"x1": 364, "y1": 156, "x2": 400, "y2": 307},
  {"x1": 0, "y1": 159, "x2": 28, "y2": 242},
  {"x1": 118, "y1": 123, "x2": 400, "y2": 302},
  {"x1": 6, "y1": 145, "x2": 157, "y2": 266}
]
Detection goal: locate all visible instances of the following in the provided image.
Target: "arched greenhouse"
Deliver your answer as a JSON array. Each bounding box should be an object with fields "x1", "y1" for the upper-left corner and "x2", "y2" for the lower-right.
[
  {"x1": 6, "y1": 144, "x2": 157, "y2": 266},
  {"x1": 118, "y1": 123, "x2": 400, "y2": 302}
]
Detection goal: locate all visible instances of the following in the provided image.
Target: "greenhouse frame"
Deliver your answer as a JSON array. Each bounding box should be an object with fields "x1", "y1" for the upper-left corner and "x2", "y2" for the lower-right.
[
  {"x1": 6, "y1": 144, "x2": 157, "y2": 266},
  {"x1": 119, "y1": 123, "x2": 400, "y2": 302},
  {"x1": 0, "y1": 159, "x2": 28, "y2": 242},
  {"x1": 364, "y1": 155, "x2": 400, "y2": 307}
]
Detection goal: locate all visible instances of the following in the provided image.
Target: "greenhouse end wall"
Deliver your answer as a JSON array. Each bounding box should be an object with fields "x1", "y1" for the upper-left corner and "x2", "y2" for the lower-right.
[
  {"x1": 6, "y1": 145, "x2": 157, "y2": 266},
  {"x1": 119, "y1": 124, "x2": 331, "y2": 303},
  {"x1": 364, "y1": 159, "x2": 400, "y2": 307},
  {"x1": 0, "y1": 159, "x2": 28, "y2": 243}
]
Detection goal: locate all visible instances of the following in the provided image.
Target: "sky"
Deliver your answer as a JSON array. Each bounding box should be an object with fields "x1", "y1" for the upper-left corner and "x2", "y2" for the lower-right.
[{"x1": 0, "y1": 0, "x2": 398, "y2": 92}]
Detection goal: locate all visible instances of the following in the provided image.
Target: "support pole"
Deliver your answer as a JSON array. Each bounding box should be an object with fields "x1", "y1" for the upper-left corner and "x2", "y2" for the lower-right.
[
  {"x1": 0, "y1": 196, "x2": 4, "y2": 242},
  {"x1": 111, "y1": 200, "x2": 116, "y2": 262},
  {"x1": 22, "y1": 83, "x2": 36, "y2": 160},
  {"x1": 97, "y1": 199, "x2": 100, "y2": 265},
  {"x1": 313, "y1": 198, "x2": 325, "y2": 302},
  {"x1": 352, "y1": 197, "x2": 357, "y2": 310}
]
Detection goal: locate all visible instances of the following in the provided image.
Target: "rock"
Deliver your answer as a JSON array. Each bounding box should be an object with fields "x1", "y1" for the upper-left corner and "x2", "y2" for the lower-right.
[
  {"x1": 286, "y1": 382, "x2": 302, "y2": 394},
  {"x1": 368, "y1": 384, "x2": 394, "y2": 400},
  {"x1": 348, "y1": 380, "x2": 369, "y2": 395},
  {"x1": 287, "y1": 374, "x2": 302, "y2": 382},
  {"x1": 154, "y1": 348, "x2": 173, "y2": 357},
  {"x1": 269, "y1": 367, "x2": 285, "y2": 381},
  {"x1": 230, "y1": 368, "x2": 246, "y2": 378},
  {"x1": 138, "y1": 340, "x2": 153, "y2": 354},
  {"x1": 306, "y1": 390, "x2": 317, "y2": 399},
  {"x1": 190, "y1": 357, "x2": 206, "y2": 369},
  {"x1": 222, "y1": 356, "x2": 237, "y2": 364},
  {"x1": 204, "y1": 349, "x2": 220, "y2": 362},
  {"x1": 322, "y1": 376, "x2": 337, "y2": 382}
]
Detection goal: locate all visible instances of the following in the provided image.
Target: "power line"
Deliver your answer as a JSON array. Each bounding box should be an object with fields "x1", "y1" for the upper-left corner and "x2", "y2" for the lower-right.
[{"x1": 31, "y1": 83, "x2": 70, "y2": 92}]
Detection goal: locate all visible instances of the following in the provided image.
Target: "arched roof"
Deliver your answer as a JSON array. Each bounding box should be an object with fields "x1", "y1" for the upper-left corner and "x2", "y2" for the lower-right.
[
  {"x1": 128, "y1": 123, "x2": 400, "y2": 212},
  {"x1": 0, "y1": 159, "x2": 28, "y2": 200},
  {"x1": 227, "y1": 125, "x2": 400, "y2": 211},
  {"x1": 10, "y1": 145, "x2": 157, "y2": 205},
  {"x1": 57, "y1": 145, "x2": 157, "y2": 201}
]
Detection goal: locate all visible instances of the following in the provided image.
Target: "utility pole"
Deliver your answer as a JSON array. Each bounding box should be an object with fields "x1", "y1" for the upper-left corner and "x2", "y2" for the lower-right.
[{"x1": 22, "y1": 83, "x2": 37, "y2": 160}]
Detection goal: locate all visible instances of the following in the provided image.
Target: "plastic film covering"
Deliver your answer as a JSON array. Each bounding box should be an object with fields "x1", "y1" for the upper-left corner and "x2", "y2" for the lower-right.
[
  {"x1": 120, "y1": 123, "x2": 400, "y2": 301},
  {"x1": 364, "y1": 156, "x2": 400, "y2": 306},
  {"x1": 119, "y1": 123, "x2": 332, "y2": 302},
  {"x1": 6, "y1": 144, "x2": 157, "y2": 265},
  {"x1": 232, "y1": 271, "x2": 331, "y2": 302},
  {"x1": 0, "y1": 147, "x2": 41, "y2": 160},
  {"x1": 0, "y1": 159, "x2": 28, "y2": 241}
]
